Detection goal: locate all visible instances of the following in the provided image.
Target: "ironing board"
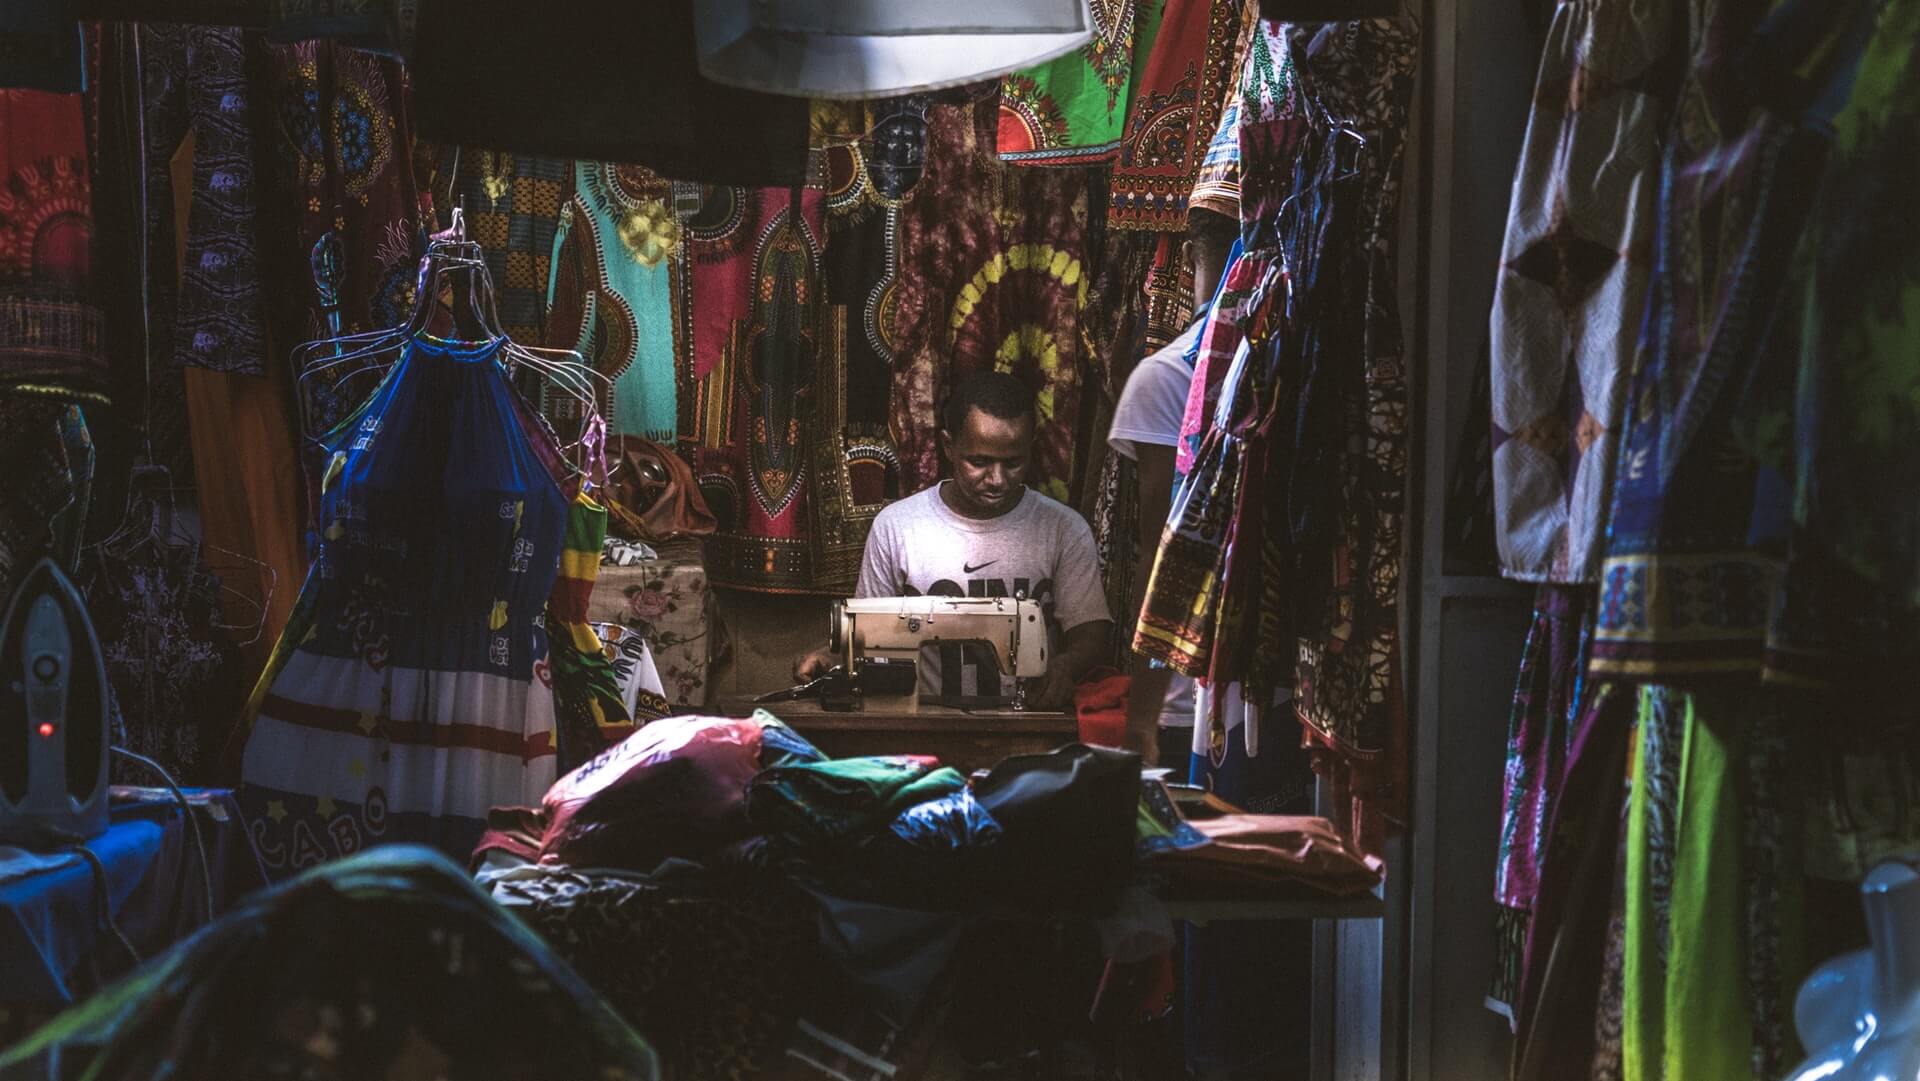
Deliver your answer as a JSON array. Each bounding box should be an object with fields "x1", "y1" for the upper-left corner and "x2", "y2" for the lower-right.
[{"x1": 0, "y1": 788, "x2": 265, "y2": 1016}]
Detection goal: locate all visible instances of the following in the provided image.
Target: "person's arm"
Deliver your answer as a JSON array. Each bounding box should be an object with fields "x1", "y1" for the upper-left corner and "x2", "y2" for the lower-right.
[
  {"x1": 1031, "y1": 618, "x2": 1112, "y2": 711},
  {"x1": 1028, "y1": 515, "x2": 1113, "y2": 710},
  {"x1": 1122, "y1": 443, "x2": 1177, "y2": 763},
  {"x1": 795, "y1": 515, "x2": 896, "y2": 680}
]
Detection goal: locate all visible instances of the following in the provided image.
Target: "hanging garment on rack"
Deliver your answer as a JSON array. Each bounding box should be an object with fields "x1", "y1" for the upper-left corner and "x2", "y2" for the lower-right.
[
  {"x1": 428, "y1": 147, "x2": 570, "y2": 345},
  {"x1": 1272, "y1": 18, "x2": 1419, "y2": 854},
  {"x1": 1137, "y1": 16, "x2": 1419, "y2": 853},
  {"x1": 238, "y1": 334, "x2": 567, "y2": 875},
  {"x1": 1761, "y1": 0, "x2": 1920, "y2": 711},
  {"x1": 1489, "y1": 0, "x2": 1679, "y2": 585},
  {"x1": 1174, "y1": 241, "x2": 1253, "y2": 475},
  {"x1": 1587, "y1": 0, "x2": 1874, "y2": 682},
  {"x1": 1133, "y1": 256, "x2": 1278, "y2": 683},
  {"x1": 0, "y1": 89, "x2": 109, "y2": 406},
  {"x1": 89, "y1": 538, "x2": 245, "y2": 787},
  {"x1": 689, "y1": 186, "x2": 838, "y2": 593},
  {"x1": 1618, "y1": 685, "x2": 1799, "y2": 1081},
  {"x1": 407, "y1": 0, "x2": 808, "y2": 188},
  {"x1": 1489, "y1": 583, "x2": 1595, "y2": 1021},
  {"x1": 892, "y1": 98, "x2": 1093, "y2": 501},
  {"x1": 546, "y1": 161, "x2": 679, "y2": 443},
  {"x1": 1106, "y1": 0, "x2": 1250, "y2": 231},
  {"x1": 137, "y1": 24, "x2": 269, "y2": 376},
  {"x1": 1509, "y1": 679, "x2": 1635, "y2": 1081},
  {"x1": 548, "y1": 490, "x2": 633, "y2": 773},
  {"x1": 998, "y1": 0, "x2": 1162, "y2": 166},
  {"x1": 1188, "y1": 84, "x2": 1243, "y2": 221}
]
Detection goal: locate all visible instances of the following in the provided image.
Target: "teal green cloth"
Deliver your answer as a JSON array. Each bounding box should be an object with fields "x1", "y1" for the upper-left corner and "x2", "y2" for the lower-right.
[
  {"x1": 746, "y1": 756, "x2": 967, "y2": 848},
  {"x1": 996, "y1": 0, "x2": 1165, "y2": 164},
  {"x1": 548, "y1": 162, "x2": 678, "y2": 441}
]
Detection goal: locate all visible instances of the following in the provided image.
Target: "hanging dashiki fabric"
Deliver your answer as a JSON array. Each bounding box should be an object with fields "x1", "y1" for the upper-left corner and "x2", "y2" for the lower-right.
[
  {"x1": 892, "y1": 98, "x2": 1093, "y2": 501},
  {"x1": 810, "y1": 98, "x2": 922, "y2": 588},
  {"x1": 546, "y1": 161, "x2": 680, "y2": 442},
  {"x1": 1106, "y1": 0, "x2": 1249, "y2": 232},
  {"x1": 1107, "y1": 0, "x2": 1253, "y2": 348},
  {"x1": 0, "y1": 88, "x2": 106, "y2": 613},
  {"x1": 0, "y1": 87, "x2": 107, "y2": 405},
  {"x1": 431, "y1": 146, "x2": 570, "y2": 345},
  {"x1": 687, "y1": 185, "x2": 834, "y2": 592},
  {"x1": 998, "y1": 0, "x2": 1162, "y2": 165}
]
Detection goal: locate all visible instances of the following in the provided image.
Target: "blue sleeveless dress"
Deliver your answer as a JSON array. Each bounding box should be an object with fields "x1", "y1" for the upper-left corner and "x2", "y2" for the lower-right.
[{"x1": 239, "y1": 334, "x2": 568, "y2": 874}]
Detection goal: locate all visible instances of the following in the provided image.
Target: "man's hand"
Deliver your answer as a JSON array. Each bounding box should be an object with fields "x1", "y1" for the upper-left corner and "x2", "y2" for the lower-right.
[
  {"x1": 1123, "y1": 661, "x2": 1173, "y2": 767},
  {"x1": 1027, "y1": 664, "x2": 1078, "y2": 712},
  {"x1": 794, "y1": 647, "x2": 837, "y2": 683}
]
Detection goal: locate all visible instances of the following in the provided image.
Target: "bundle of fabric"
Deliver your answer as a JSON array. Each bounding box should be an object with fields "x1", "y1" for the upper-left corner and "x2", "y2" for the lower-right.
[
  {"x1": 538, "y1": 714, "x2": 773, "y2": 869},
  {"x1": 0, "y1": 846, "x2": 659, "y2": 1081},
  {"x1": 1146, "y1": 814, "x2": 1384, "y2": 896},
  {"x1": 745, "y1": 754, "x2": 1004, "y2": 911},
  {"x1": 745, "y1": 742, "x2": 1142, "y2": 918},
  {"x1": 748, "y1": 756, "x2": 969, "y2": 850}
]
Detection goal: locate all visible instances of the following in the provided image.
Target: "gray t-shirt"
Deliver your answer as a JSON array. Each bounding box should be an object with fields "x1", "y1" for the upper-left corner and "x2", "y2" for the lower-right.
[{"x1": 855, "y1": 483, "x2": 1110, "y2": 700}]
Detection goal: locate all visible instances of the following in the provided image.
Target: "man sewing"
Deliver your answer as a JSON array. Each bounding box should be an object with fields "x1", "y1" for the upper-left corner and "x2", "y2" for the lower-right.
[{"x1": 795, "y1": 371, "x2": 1111, "y2": 711}]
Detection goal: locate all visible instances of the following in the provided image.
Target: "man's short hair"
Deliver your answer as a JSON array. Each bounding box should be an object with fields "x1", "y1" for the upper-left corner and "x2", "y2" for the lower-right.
[
  {"x1": 943, "y1": 370, "x2": 1037, "y2": 435},
  {"x1": 1187, "y1": 207, "x2": 1238, "y2": 265}
]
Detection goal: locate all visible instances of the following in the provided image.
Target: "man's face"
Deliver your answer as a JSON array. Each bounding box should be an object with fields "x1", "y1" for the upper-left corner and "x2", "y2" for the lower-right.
[{"x1": 941, "y1": 406, "x2": 1034, "y2": 517}]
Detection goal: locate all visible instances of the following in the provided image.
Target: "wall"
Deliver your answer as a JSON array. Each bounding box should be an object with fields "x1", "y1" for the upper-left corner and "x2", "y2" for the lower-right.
[
  {"x1": 1401, "y1": 0, "x2": 1544, "y2": 1078},
  {"x1": 705, "y1": 589, "x2": 835, "y2": 707}
]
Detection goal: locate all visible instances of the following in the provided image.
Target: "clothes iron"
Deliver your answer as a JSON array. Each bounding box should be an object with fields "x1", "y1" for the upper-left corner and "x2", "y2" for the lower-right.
[{"x1": 0, "y1": 557, "x2": 110, "y2": 847}]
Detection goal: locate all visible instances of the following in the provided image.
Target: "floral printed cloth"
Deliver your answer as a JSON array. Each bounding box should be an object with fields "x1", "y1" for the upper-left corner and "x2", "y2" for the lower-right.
[{"x1": 588, "y1": 537, "x2": 713, "y2": 711}]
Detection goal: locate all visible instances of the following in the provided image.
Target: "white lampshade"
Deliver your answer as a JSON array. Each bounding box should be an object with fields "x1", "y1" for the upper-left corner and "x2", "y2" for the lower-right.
[{"x1": 693, "y1": 0, "x2": 1094, "y2": 101}]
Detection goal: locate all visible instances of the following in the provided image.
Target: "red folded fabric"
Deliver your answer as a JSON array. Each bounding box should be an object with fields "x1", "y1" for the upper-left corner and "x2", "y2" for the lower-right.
[
  {"x1": 539, "y1": 715, "x2": 765, "y2": 869},
  {"x1": 1074, "y1": 667, "x2": 1131, "y2": 749}
]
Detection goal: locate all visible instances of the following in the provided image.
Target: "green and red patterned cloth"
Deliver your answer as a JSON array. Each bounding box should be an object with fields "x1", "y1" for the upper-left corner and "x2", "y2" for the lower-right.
[{"x1": 997, "y1": 0, "x2": 1162, "y2": 166}]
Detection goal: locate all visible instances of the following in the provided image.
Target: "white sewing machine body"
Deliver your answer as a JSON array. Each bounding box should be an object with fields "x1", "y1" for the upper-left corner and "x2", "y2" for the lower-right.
[{"x1": 827, "y1": 595, "x2": 1049, "y2": 712}]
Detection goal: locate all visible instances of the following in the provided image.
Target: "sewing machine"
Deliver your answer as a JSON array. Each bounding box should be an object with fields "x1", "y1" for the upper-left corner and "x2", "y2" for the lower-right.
[{"x1": 818, "y1": 595, "x2": 1049, "y2": 713}]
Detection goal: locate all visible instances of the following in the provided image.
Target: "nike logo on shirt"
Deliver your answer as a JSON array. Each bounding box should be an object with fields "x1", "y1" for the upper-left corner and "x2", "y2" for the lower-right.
[{"x1": 962, "y1": 560, "x2": 998, "y2": 574}]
